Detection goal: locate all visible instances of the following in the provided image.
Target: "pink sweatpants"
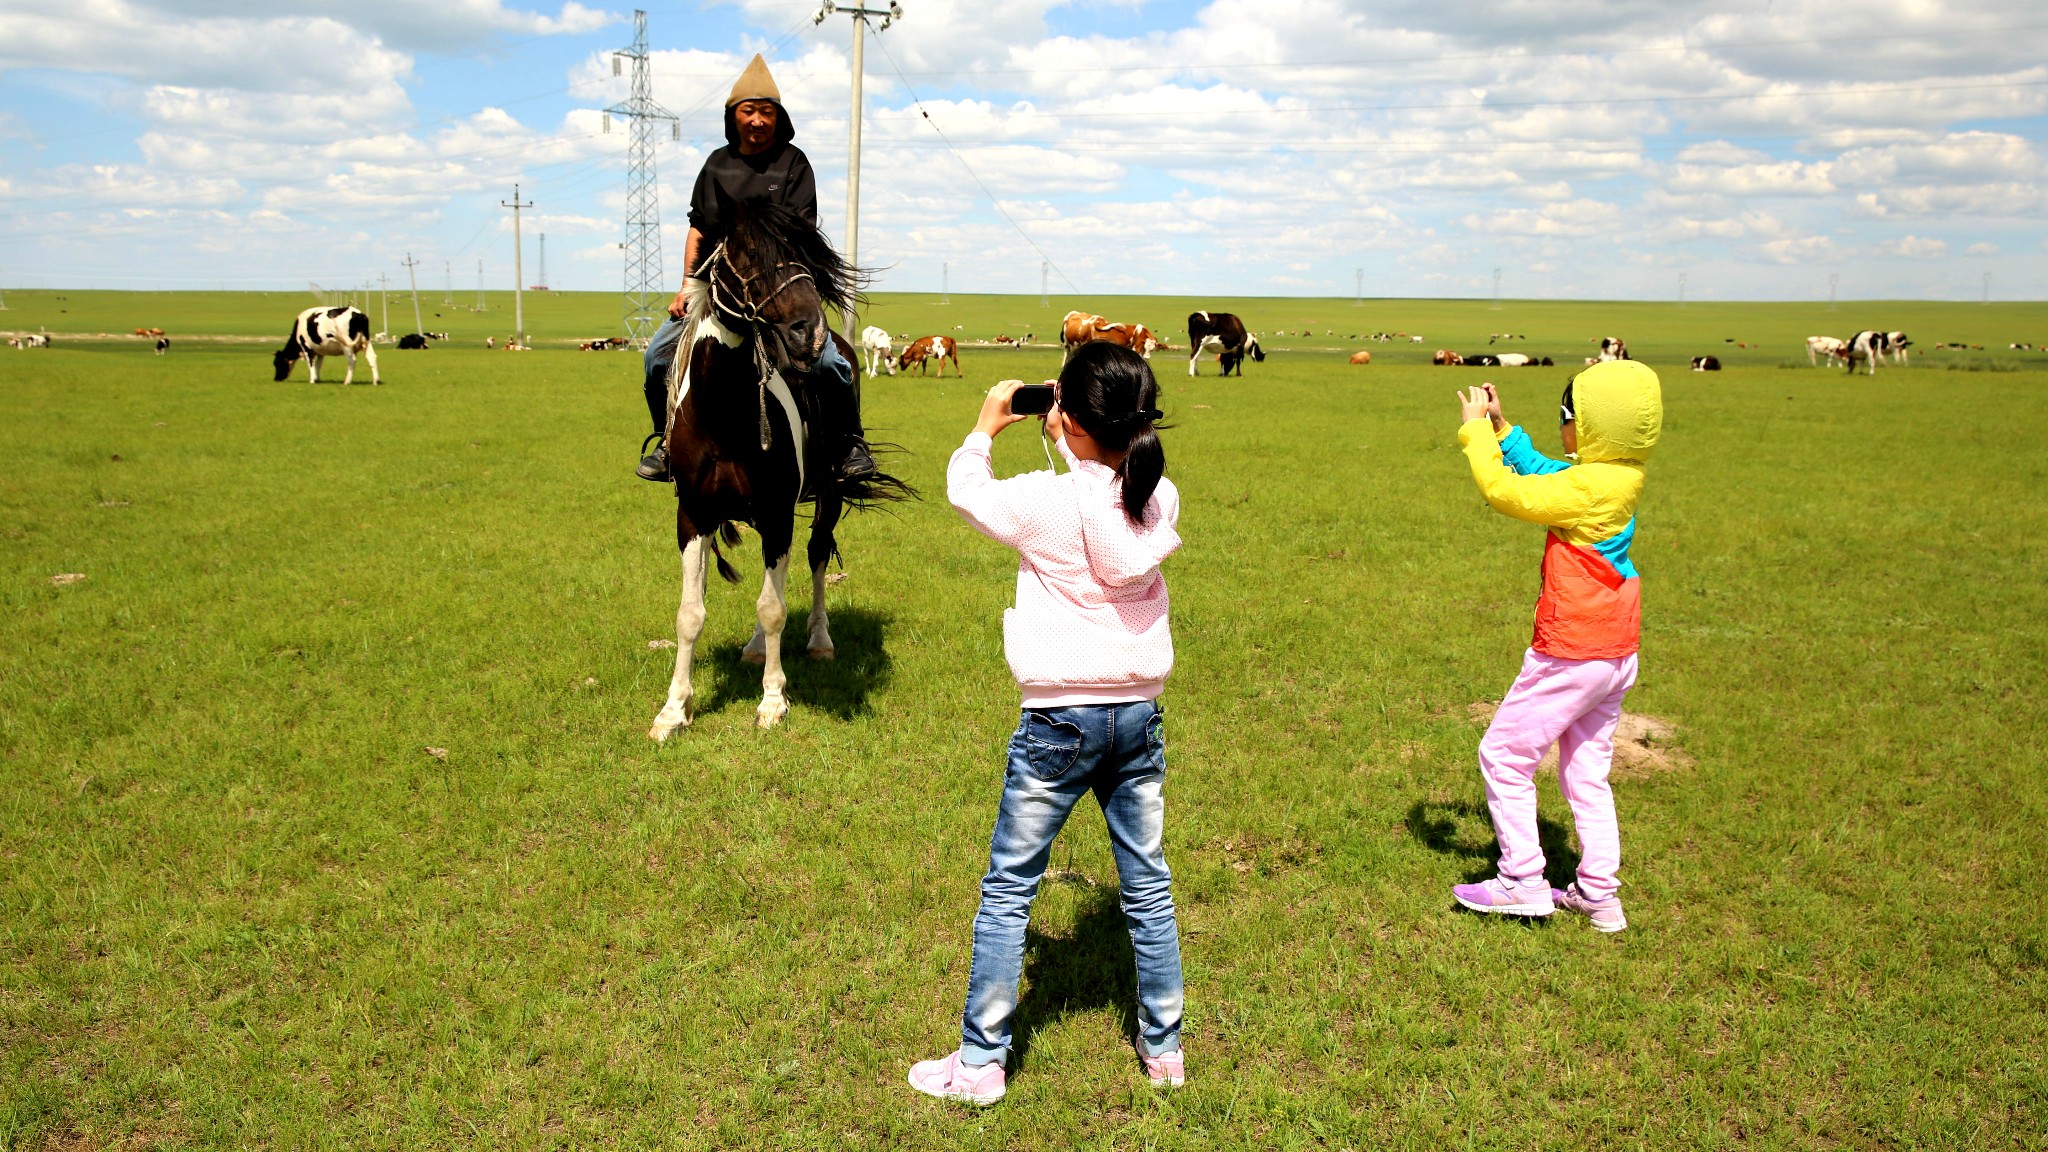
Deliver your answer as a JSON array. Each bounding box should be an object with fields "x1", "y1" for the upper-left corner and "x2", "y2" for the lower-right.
[{"x1": 1479, "y1": 648, "x2": 1638, "y2": 901}]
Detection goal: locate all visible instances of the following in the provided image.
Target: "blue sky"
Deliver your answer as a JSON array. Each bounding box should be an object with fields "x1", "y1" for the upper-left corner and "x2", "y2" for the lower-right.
[{"x1": 2, "y1": 0, "x2": 2045, "y2": 301}]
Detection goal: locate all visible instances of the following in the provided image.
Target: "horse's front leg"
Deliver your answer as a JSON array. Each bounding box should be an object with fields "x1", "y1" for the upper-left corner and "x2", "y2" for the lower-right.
[
  {"x1": 750, "y1": 553, "x2": 793, "y2": 728},
  {"x1": 649, "y1": 536, "x2": 710, "y2": 741}
]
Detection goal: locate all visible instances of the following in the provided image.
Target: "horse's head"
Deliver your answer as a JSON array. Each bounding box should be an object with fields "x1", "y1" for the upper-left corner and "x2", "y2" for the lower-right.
[{"x1": 713, "y1": 198, "x2": 861, "y2": 376}]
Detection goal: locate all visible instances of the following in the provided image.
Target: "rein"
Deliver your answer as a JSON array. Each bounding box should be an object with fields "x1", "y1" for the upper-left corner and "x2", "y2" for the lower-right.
[{"x1": 706, "y1": 240, "x2": 817, "y2": 451}]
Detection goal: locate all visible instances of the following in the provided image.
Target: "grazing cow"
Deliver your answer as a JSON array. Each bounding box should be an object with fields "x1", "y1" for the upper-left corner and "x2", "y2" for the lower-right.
[
  {"x1": 1539, "y1": 356, "x2": 1554, "y2": 367},
  {"x1": 154, "y1": 337, "x2": 170, "y2": 356},
  {"x1": 1063, "y1": 311, "x2": 1154, "y2": 361},
  {"x1": 16, "y1": 333, "x2": 51, "y2": 349},
  {"x1": 1185, "y1": 310, "x2": 1264, "y2": 376},
  {"x1": 273, "y1": 306, "x2": 379, "y2": 385},
  {"x1": 897, "y1": 335, "x2": 959, "y2": 377},
  {"x1": 1467, "y1": 353, "x2": 1502, "y2": 367},
  {"x1": 1349, "y1": 350, "x2": 1372, "y2": 365},
  {"x1": 859, "y1": 326, "x2": 896, "y2": 377},
  {"x1": 1844, "y1": 330, "x2": 1890, "y2": 375},
  {"x1": 133, "y1": 327, "x2": 165, "y2": 337},
  {"x1": 397, "y1": 333, "x2": 430, "y2": 350},
  {"x1": 485, "y1": 336, "x2": 495, "y2": 349},
  {"x1": 1129, "y1": 323, "x2": 1159, "y2": 359},
  {"x1": 1886, "y1": 331, "x2": 1912, "y2": 364},
  {"x1": 1691, "y1": 356, "x2": 1721, "y2": 371},
  {"x1": 1497, "y1": 352, "x2": 1532, "y2": 368},
  {"x1": 1597, "y1": 337, "x2": 1629, "y2": 362},
  {"x1": 1807, "y1": 335, "x2": 1849, "y2": 368},
  {"x1": 1432, "y1": 349, "x2": 1464, "y2": 366},
  {"x1": 1409, "y1": 335, "x2": 1424, "y2": 343}
]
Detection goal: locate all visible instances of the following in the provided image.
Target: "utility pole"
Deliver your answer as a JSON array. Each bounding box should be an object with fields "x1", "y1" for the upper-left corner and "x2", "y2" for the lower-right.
[
  {"x1": 1983, "y1": 271, "x2": 1992, "y2": 305},
  {"x1": 1827, "y1": 272, "x2": 1839, "y2": 312},
  {"x1": 443, "y1": 260, "x2": 454, "y2": 306},
  {"x1": 476, "y1": 260, "x2": 486, "y2": 312},
  {"x1": 536, "y1": 233, "x2": 549, "y2": 291},
  {"x1": 401, "y1": 253, "x2": 424, "y2": 335},
  {"x1": 605, "y1": 10, "x2": 680, "y2": 347},
  {"x1": 815, "y1": 1, "x2": 903, "y2": 338},
  {"x1": 941, "y1": 261, "x2": 949, "y2": 305},
  {"x1": 1040, "y1": 260, "x2": 1049, "y2": 307},
  {"x1": 1355, "y1": 267, "x2": 1363, "y2": 306},
  {"x1": 1491, "y1": 267, "x2": 1502, "y2": 311},
  {"x1": 1678, "y1": 272, "x2": 1687, "y2": 309},
  {"x1": 378, "y1": 273, "x2": 390, "y2": 336},
  {"x1": 502, "y1": 185, "x2": 533, "y2": 345}
]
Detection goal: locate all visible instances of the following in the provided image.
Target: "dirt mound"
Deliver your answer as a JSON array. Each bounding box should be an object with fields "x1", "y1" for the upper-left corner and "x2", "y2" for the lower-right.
[{"x1": 1467, "y1": 702, "x2": 1691, "y2": 779}]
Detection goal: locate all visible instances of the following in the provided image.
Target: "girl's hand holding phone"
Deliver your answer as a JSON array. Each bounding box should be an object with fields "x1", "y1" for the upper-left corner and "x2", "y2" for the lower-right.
[
  {"x1": 977, "y1": 379, "x2": 1033, "y2": 439},
  {"x1": 1457, "y1": 386, "x2": 1493, "y2": 423}
]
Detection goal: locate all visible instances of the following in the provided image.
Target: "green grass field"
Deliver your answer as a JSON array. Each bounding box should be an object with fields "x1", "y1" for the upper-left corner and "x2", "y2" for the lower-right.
[{"x1": 3, "y1": 292, "x2": 2046, "y2": 1149}]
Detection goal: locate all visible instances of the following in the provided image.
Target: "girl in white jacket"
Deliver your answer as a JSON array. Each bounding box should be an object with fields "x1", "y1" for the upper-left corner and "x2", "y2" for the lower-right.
[{"x1": 908, "y1": 343, "x2": 1186, "y2": 1106}]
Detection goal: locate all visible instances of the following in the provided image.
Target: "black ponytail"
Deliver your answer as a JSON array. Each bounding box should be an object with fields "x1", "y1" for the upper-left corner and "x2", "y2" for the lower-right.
[{"x1": 1057, "y1": 342, "x2": 1168, "y2": 524}]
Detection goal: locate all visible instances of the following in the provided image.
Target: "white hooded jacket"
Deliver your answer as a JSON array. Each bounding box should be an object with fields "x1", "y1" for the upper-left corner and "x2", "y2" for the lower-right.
[{"x1": 947, "y1": 431, "x2": 1181, "y2": 707}]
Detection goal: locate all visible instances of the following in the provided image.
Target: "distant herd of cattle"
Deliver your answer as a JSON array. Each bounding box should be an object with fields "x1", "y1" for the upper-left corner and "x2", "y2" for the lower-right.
[{"x1": 15, "y1": 307, "x2": 2026, "y2": 388}]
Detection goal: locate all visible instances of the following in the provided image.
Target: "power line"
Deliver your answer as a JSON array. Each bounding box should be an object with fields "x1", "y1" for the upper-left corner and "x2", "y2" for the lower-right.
[{"x1": 870, "y1": 33, "x2": 1078, "y2": 295}]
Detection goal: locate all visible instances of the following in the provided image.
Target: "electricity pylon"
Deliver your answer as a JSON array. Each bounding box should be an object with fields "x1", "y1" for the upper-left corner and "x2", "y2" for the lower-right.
[{"x1": 604, "y1": 10, "x2": 680, "y2": 347}]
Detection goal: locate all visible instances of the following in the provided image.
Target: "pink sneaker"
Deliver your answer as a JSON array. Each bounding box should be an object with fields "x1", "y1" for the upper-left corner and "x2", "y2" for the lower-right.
[
  {"x1": 1552, "y1": 882, "x2": 1627, "y2": 933},
  {"x1": 1452, "y1": 876, "x2": 1555, "y2": 918},
  {"x1": 1141, "y1": 1048, "x2": 1185, "y2": 1088},
  {"x1": 907, "y1": 1051, "x2": 1006, "y2": 1106}
]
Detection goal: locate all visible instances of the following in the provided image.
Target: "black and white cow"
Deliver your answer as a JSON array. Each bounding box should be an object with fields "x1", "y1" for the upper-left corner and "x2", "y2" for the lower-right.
[
  {"x1": 1186, "y1": 310, "x2": 1264, "y2": 377},
  {"x1": 273, "y1": 306, "x2": 379, "y2": 384},
  {"x1": 1886, "y1": 331, "x2": 1912, "y2": 365},
  {"x1": 1690, "y1": 355, "x2": 1721, "y2": 371},
  {"x1": 1844, "y1": 330, "x2": 1890, "y2": 375},
  {"x1": 154, "y1": 337, "x2": 170, "y2": 356}
]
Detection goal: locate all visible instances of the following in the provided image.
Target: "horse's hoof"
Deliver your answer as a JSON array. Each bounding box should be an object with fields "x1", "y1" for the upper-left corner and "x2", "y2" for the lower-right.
[
  {"x1": 649, "y1": 704, "x2": 692, "y2": 741},
  {"x1": 755, "y1": 701, "x2": 788, "y2": 729},
  {"x1": 807, "y1": 645, "x2": 835, "y2": 661}
]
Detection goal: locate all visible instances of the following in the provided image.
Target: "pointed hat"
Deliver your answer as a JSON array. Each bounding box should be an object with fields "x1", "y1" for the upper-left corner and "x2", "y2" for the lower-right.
[{"x1": 727, "y1": 54, "x2": 782, "y2": 107}]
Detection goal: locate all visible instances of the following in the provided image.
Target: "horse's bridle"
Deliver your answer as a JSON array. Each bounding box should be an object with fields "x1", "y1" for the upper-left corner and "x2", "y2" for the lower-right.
[{"x1": 705, "y1": 240, "x2": 819, "y2": 450}]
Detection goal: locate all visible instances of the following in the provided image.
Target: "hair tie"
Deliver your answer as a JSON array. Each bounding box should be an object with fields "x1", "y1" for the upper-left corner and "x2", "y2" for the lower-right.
[{"x1": 1137, "y1": 408, "x2": 1164, "y2": 423}]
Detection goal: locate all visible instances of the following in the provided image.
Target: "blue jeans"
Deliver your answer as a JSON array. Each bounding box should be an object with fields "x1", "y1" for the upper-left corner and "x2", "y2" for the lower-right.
[
  {"x1": 960, "y1": 700, "x2": 1184, "y2": 1067},
  {"x1": 641, "y1": 314, "x2": 853, "y2": 436}
]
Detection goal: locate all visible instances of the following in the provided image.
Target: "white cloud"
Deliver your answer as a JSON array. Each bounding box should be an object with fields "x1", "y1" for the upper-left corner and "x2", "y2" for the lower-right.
[
  {"x1": 1873, "y1": 235, "x2": 1949, "y2": 259},
  {"x1": 1966, "y1": 241, "x2": 2000, "y2": 256}
]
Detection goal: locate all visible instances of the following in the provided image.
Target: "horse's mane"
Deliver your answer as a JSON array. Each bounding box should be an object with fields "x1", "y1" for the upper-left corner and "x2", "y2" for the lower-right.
[{"x1": 729, "y1": 197, "x2": 865, "y2": 315}]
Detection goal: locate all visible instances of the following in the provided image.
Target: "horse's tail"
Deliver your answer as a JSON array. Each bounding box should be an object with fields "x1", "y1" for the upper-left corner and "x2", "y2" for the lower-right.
[
  {"x1": 832, "y1": 439, "x2": 916, "y2": 509},
  {"x1": 708, "y1": 521, "x2": 743, "y2": 584}
]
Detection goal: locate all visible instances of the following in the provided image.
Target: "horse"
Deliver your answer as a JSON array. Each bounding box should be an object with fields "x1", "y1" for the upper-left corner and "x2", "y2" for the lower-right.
[{"x1": 648, "y1": 198, "x2": 908, "y2": 738}]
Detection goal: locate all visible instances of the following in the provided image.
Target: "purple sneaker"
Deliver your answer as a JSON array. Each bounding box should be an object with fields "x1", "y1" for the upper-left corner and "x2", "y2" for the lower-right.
[
  {"x1": 907, "y1": 1051, "x2": 1006, "y2": 1106},
  {"x1": 1552, "y1": 882, "x2": 1627, "y2": 933},
  {"x1": 1452, "y1": 876, "x2": 1555, "y2": 918}
]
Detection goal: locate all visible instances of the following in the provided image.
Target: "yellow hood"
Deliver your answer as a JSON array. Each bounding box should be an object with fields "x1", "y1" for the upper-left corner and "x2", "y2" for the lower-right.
[{"x1": 1571, "y1": 360, "x2": 1662, "y2": 465}]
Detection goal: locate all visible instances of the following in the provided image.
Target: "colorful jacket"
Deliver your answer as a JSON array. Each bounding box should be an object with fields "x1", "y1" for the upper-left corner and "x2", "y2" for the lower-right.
[
  {"x1": 1458, "y1": 360, "x2": 1662, "y2": 660},
  {"x1": 948, "y1": 432, "x2": 1182, "y2": 707}
]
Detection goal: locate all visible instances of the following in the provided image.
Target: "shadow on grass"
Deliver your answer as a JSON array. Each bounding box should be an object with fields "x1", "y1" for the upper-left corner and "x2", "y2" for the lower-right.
[
  {"x1": 1405, "y1": 797, "x2": 1582, "y2": 892},
  {"x1": 697, "y1": 606, "x2": 893, "y2": 721},
  {"x1": 1010, "y1": 877, "x2": 1139, "y2": 1074}
]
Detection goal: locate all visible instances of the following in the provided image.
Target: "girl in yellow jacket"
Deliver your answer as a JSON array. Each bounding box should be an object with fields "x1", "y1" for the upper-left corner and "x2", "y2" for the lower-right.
[{"x1": 1451, "y1": 360, "x2": 1662, "y2": 933}]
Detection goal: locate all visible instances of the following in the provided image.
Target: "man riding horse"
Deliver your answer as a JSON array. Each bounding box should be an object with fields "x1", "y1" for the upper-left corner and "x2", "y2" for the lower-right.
[{"x1": 637, "y1": 54, "x2": 877, "y2": 485}]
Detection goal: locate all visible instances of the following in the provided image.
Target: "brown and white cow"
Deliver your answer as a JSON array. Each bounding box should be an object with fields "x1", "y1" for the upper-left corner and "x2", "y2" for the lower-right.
[
  {"x1": 1062, "y1": 311, "x2": 1156, "y2": 361},
  {"x1": 1807, "y1": 335, "x2": 1849, "y2": 368},
  {"x1": 1432, "y1": 349, "x2": 1464, "y2": 366},
  {"x1": 898, "y1": 335, "x2": 960, "y2": 377}
]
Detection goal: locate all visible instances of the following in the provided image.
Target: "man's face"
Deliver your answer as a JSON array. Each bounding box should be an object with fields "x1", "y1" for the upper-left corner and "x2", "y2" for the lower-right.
[{"x1": 734, "y1": 101, "x2": 779, "y2": 153}]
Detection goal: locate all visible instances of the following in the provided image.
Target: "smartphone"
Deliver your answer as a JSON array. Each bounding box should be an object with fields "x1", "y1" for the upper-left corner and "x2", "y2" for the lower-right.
[{"x1": 1010, "y1": 383, "x2": 1056, "y2": 416}]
